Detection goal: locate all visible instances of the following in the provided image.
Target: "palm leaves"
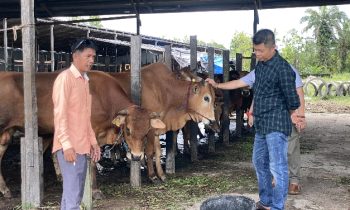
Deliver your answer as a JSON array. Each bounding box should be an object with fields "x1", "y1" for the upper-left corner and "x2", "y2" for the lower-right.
[{"x1": 301, "y1": 6, "x2": 348, "y2": 71}]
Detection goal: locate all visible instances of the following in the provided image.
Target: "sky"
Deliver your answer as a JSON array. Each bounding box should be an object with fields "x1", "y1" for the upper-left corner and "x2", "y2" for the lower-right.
[{"x1": 102, "y1": 4, "x2": 350, "y2": 49}]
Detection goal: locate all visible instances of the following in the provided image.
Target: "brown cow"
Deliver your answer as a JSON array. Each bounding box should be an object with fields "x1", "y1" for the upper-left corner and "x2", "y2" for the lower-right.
[
  {"x1": 111, "y1": 62, "x2": 216, "y2": 182},
  {"x1": 0, "y1": 71, "x2": 165, "y2": 198}
]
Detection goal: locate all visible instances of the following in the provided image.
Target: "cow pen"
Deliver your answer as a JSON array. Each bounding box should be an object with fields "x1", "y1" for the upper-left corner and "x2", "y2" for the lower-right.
[{"x1": 0, "y1": 1, "x2": 350, "y2": 209}]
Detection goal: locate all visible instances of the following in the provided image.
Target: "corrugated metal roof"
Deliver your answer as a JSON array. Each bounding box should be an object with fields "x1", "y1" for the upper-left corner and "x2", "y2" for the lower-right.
[
  {"x1": 0, "y1": 0, "x2": 349, "y2": 18},
  {"x1": 0, "y1": 18, "x2": 212, "y2": 55}
]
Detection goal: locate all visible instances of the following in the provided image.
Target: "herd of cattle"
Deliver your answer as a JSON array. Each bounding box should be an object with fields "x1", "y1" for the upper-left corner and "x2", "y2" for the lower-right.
[{"x1": 0, "y1": 62, "x2": 252, "y2": 199}]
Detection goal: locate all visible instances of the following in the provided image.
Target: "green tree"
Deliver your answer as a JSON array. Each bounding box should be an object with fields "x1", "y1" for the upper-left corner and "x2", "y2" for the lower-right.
[
  {"x1": 229, "y1": 32, "x2": 253, "y2": 71},
  {"x1": 281, "y1": 29, "x2": 319, "y2": 75},
  {"x1": 71, "y1": 16, "x2": 103, "y2": 28},
  {"x1": 280, "y1": 29, "x2": 303, "y2": 68},
  {"x1": 337, "y1": 19, "x2": 350, "y2": 72},
  {"x1": 300, "y1": 6, "x2": 347, "y2": 71}
]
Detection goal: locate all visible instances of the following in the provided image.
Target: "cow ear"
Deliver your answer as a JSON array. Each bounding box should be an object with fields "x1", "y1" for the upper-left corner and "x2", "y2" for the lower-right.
[
  {"x1": 192, "y1": 84, "x2": 199, "y2": 94},
  {"x1": 112, "y1": 115, "x2": 126, "y2": 127},
  {"x1": 150, "y1": 118, "x2": 166, "y2": 129}
]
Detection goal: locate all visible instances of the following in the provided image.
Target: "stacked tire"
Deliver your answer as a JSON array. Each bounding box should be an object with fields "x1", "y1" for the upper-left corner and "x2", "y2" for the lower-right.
[{"x1": 303, "y1": 77, "x2": 350, "y2": 97}]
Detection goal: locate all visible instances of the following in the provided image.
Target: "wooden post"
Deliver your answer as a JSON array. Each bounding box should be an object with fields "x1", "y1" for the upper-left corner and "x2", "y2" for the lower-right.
[
  {"x1": 207, "y1": 47, "x2": 215, "y2": 153},
  {"x1": 3, "y1": 18, "x2": 8, "y2": 71},
  {"x1": 250, "y1": 53, "x2": 256, "y2": 70},
  {"x1": 235, "y1": 53, "x2": 243, "y2": 138},
  {"x1": 221, "y1": 50, "x2": 230, "y2": 145},
  {"x1": 20, "y1": 0, "x2": 43, "y2": 207},
  {"x1": 164, "y1": 45, "x2": 176, "y2": 174},
  {"x1": 50, "y1": 25, "x2": 55, "y2": 71},
  {"x1": 165, "y1": 131, "x2": 177, "y2": 174},
  {"x1": 164, "y1": 45, "x2": 171, "y2": 68},
  {"x1": 130, "y1": 35, "x2": 142, "y2": 187},
  {"x1": 253, "y1": 5, "x2": 259, "y2": 35},
  {"x1": 82, "y1": 158, "x2": 92, "y2": 210},
  {"x1": 114, "y1": 34, "x2": 118, "y2": 72},
  {"x1": 189, "y1": 36, "x2": 198, "y2": 162}
]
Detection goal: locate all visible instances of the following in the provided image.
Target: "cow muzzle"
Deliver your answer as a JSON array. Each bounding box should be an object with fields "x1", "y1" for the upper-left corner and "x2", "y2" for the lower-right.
[
  {"x1": 206, "y1": 121, "x2": 220, "y2": 133},
  {"x1": 127, "y1": 152, "x2": 145, "y2": 161}
]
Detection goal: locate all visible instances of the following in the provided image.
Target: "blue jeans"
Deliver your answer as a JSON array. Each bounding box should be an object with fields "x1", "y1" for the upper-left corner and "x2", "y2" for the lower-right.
[{"x1": 253, "y1": 132, "x2": 288, "y2": 210}]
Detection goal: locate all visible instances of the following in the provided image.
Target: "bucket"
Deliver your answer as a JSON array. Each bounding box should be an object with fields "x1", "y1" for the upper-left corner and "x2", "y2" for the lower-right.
[{"x1": 200, "y1": 195, "x2": 256, "y2": 210}]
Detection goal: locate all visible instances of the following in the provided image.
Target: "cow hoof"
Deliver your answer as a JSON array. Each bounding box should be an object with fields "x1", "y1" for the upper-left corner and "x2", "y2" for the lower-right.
[
  {"x1": 92, "y1": 190, "x2": 105, "y2": 200},
  {"x1": 160, "y1": 176, "x2": 167, "y2": 182},
  {"x1": 56, "y1": 175, "x2": 63, "y2": 182},
  {"x1": 149, "y1": 176, "x2": 161, "y2": 184},
  {"x1": 3, "y1": 190, "x2": 12, "y2": 198}
]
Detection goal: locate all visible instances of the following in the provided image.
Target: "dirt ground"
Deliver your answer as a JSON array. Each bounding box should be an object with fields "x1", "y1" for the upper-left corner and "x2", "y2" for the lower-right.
[{"x1": 0, "y1": 101, "x2": 349, "y2": 210}]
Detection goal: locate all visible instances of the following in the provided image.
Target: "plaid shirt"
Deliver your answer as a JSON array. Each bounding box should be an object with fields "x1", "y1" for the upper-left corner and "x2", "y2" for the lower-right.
[{"x1": 253, "y1": 51, "x2": 300, "y2": 136}]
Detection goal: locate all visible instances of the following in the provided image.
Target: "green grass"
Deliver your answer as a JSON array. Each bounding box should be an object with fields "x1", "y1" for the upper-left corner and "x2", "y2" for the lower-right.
[
  {"x1": 306, "y1": 95, "x2": 350, "y2": 106},
  {"x1": 97, "y1": 172, "x2": 257, "y2": 210},
  {"x1": 95, "y1": 138, "x2": 257, "y2": 209},
  {"x1": 321, "y1": 73, "x2": 350, "y2": 82}
]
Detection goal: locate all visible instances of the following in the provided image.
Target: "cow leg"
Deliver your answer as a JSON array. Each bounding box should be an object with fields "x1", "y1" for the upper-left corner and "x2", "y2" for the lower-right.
[
  {"x1": 182, "y1": 127, "x2": 191, "y2": 155},
  {"x1": 0, "y1": 131, "x2": 11, "y2": 198},
  {"x1": 154, "y1": 135, "x2": 166, "y2": 182},
  {"x1": 41, "y1": 137, "x2": 63, "y2": 182},
  {"x1": 91, "y1": 161, "x2": 104, "y2": 200},
  {"x1": 145, "y1": 132, "x2": 159, "y2": 183},
  {"x1": 52, "y1": 153, "x2": 62, "y2": 181}
]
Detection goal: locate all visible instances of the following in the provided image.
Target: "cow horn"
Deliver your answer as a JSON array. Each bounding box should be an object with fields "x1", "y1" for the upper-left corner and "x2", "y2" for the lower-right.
[
  {"x1": 117, "y1": 109, "x2": 128, "y2": 116},
  {"x1": 180, "y1": 71, "x2": 192, "y2": 82},
  {"x1": 149, "y1": 112, "x2": 162, "y2": 119}
]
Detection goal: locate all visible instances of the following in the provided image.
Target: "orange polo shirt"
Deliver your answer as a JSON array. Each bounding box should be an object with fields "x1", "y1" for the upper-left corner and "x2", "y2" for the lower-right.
[{"x1": 52, "y1": 64, "x2": 97, "y2": 154}]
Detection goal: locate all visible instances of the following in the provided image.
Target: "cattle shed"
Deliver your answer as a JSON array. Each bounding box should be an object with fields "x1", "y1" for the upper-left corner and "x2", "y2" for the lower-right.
[
  {"x1": 0, "y1": 18, "x2": 220, "y2": 72},
  {"x1": 1, "y1": 0, "x2": 350, "y2": 208}
]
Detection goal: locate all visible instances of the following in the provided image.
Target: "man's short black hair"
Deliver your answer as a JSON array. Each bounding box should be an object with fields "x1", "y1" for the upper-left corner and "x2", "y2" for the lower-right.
[
  {"x1": 71, "y1": 39, "x2": 97, "y2": 53},
  {"x1": 252, "y1": 29, "x2": 275, "y2": 46}
]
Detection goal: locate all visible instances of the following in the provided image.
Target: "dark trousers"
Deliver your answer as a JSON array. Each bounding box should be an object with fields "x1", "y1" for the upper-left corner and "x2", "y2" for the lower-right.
[{"x1": 56, "y1": 150, "x2": 87, "y2": 210}]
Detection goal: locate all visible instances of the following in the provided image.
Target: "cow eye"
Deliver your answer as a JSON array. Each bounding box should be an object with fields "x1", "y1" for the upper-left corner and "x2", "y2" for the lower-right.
[
  {"x1": 125, "y1": 127, "x2": 131, "y2": 136},
  {"x1": 204, "y1": 96, "x2": 210, "y2": 102}
]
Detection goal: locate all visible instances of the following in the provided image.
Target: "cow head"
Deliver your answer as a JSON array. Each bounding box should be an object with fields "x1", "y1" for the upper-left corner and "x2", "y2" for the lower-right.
[
  {"x1": 187, "y1": 81, "x2": 216, "y2": 125},
  {"x1": 112, "y1": 106, "x2": 165, "y2": 161}
]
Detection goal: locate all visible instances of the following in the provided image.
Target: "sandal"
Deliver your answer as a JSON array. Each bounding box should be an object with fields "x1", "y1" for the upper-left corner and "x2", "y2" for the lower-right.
[
  {"x1": 288, "y1": 183, "x2": 302, "y2": 195},
  {"x1": 256, "y1": 201, "x2": 271, "y2": 210}
]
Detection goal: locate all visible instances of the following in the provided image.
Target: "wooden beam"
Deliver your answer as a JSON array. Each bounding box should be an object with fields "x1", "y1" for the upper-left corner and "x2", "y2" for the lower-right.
[
  {"x1": 3, "y1": 18, "x2": 8, "y2": 71},
  {"x1": 221, "y1": 50, "x2": 230, "y2": 145},
  {"x1": 207, "y1": 47, "x2": 215, "y2": 153},
  {"x1": 36, "y1": 15, "x2": 137, "y2": 26},
  {"x1": 21, "y1": 0, "x2": 43, "y2": 207},
  {"x1": 130, "y1": 35, "x2": 142, "y2": 187},
  {"x1": 189, "y1": 35, "x2": 198, "y2": 162},
  {"x1": 50, "y1": 25, "x2": 55, "y2": 71}
]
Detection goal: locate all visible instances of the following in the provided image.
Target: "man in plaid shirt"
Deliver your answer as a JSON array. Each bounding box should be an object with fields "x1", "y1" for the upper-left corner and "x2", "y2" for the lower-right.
[{"x1": 251, "y1": 29, "x2": 300, "y2": 210}]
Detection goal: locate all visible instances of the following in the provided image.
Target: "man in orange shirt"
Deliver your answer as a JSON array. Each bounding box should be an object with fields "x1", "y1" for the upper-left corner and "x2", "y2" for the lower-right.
[{"x1": 52, "y1": 39, "x2": 101, "y2": 210}]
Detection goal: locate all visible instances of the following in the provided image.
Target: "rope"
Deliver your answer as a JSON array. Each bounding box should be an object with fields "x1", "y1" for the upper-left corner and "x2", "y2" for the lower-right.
[{"x1": 0, "y1": 23, "x2": 35, "y2": 41}]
